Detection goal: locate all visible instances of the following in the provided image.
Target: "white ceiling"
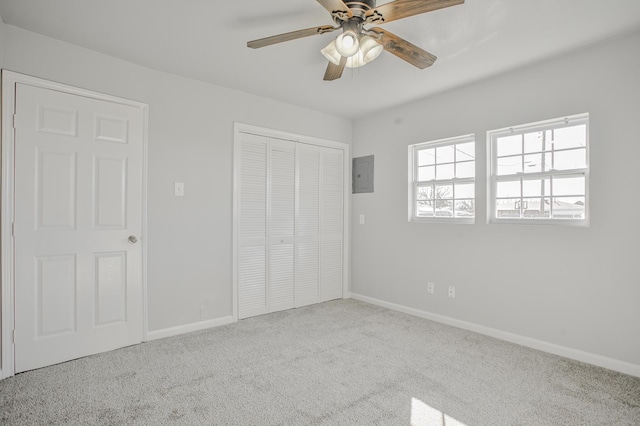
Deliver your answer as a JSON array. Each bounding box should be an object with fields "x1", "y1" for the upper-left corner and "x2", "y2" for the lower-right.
[{"x1": 1, "y1": 0, "x2": 640, "y2": 119}]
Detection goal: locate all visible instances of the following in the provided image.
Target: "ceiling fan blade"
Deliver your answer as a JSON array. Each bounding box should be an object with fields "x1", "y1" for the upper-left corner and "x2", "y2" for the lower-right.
[
  {"x1": 247, "y1": 25, "x2": 338, "y2": 49},
  {"x1": 323, "y1": 57, "x2": 347, "y2": 81},
  {"x1": 316, "y1": 0, "x2": 353, "y2": 21},
  {"x1": 370, "y1": 27, "x2": 437, "y2": 69},
  {"x1": 366, "y1": 0, "x2": 464, "y2": 24}
]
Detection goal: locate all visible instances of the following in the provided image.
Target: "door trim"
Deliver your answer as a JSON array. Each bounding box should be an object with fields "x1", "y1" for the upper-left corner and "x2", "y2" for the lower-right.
[
  {"x1": 232, "y1": 122, "x2": 351, "y2": 321},
  {"x1": 0, "y1": 70, "x2": 149, "y2": 379}
]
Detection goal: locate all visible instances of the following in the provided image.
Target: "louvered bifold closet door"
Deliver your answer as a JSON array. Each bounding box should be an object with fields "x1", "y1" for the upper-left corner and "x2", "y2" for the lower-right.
[
  {"x1": 237, "y1": 133, "x2": 268, "y2": 319},
  {"x1": 268, "y1": 139, "x2": 296, "y2": 313},
  {"x1": 295, "y1": 144, "x2": 321, "y2": 307},
  {"x1": 320, "y1": 147, "x2": 344, "y2": 302}
]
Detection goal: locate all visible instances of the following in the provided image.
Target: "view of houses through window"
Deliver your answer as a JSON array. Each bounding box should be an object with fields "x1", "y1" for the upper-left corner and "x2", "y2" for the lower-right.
[
  {"x1": 408, "y1": 114, "x2": 589, "y2": 226},
  {"x1": 409, "y1": 135, "x2": 475, "y2": 222},
  {"x1": 489, "y1": 113, "x2": 589, "y2": 224}
]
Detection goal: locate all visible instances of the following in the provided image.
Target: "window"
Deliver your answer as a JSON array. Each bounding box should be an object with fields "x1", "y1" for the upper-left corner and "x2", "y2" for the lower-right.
[
  {"x1": 409, "y1": 135, "x2": 475, "y2": 223},
  {"x1": 488, "y1": 113, "x2": 589, "y2": 225}
]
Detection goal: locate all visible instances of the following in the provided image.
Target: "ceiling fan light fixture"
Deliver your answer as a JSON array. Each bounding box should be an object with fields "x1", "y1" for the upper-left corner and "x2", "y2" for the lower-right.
[
  {"x1": 335, "y1": 30, "x2": 360, "y2": 57},
  {"x1": 360, "y1": 36, "x2": 383, "y2": 64},
  {"x1": 345, "y1": 50, "x2": 365, "y2": 68},
  {"x1": 248, "y1": 0, "x2": 464, "y2": 81},
  {"x1": 321, "y1": 40, "x2": 342, "y2": 66}
]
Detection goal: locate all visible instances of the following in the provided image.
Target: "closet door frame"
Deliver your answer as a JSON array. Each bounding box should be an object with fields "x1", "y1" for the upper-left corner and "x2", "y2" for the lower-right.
[{"x1": 232, "y1": 122, "x2": 350, "y2": 321}]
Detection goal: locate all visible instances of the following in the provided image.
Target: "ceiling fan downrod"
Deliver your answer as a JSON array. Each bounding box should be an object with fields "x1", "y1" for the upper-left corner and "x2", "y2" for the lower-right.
[
  {"x1": 336, "y1": 1, "x2": 376, "y2": 37},
  {"x1": 342, "y1": 0, "x2": 377, "y2": 20}
]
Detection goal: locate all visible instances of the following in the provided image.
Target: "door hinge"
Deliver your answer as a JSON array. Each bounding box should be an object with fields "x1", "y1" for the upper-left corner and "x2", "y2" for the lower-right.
[
  {"x1": 13, "y1": 114, "x2": 18, "y2": 129},
  {"x1": 12, "y1": 329, "x2": 16, "y2": 343},
  {"x1": 11, "y1": 222, "x2": 16, "y2": 237}
]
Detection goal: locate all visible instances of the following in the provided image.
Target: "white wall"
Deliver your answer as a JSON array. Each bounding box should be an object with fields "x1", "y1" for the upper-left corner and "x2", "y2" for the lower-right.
[
  {"x1": 1, "y1": 25, "x2": 352, "y2": 337},
  {"x1": 351, "y1": 32, "x2": 640, "y2": 370}
]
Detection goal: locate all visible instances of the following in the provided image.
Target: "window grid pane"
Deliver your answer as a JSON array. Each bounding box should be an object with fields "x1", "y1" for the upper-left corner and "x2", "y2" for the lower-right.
[
  {"x1": 412, "y1": 136, "x2": 476, "y2": 221},
  {"x1": 494, "y1": 173, "x2": 586, "y2": 219},
  {"x1": 496, "y1": 124, "x2": 588, "y2": 177},
  {"x1": 490, "y1": 114, "x2": 589, "y2": 224}
]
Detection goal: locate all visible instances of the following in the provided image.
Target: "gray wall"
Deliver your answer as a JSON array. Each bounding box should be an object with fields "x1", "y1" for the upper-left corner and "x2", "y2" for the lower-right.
[
  {"x1": 0, "y1": 25, "x2": 352, "y2": 338},
  {"x1": 0, "y1": 12, "x2": 5, "y2": 65},
  {"x1": 2, "y1": 17, "x2": 638, "y2": 375},
  {"x1": 351, "y1": 31, "x2": 640, "y2": 368},
  {"x1": 0, "y1": 10, "x2": 4, "y2": 367}
]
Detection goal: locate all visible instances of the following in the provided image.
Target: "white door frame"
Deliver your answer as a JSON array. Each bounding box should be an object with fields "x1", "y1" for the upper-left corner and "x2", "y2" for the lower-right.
[
  {"x1": 0, "y1": 70, "x2": 149, "y2": 379},
  {"x1": 232, "y1": 122, "x2": 351, "y2": 321}
]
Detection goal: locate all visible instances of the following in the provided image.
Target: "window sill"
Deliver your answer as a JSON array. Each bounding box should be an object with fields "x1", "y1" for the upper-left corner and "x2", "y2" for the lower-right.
[
  {"x1": 489, "y1": 218, "x2": 589, "y2": 227},
  {"x1": 410, "y1": 217, "x2": 475, "y2": 225}
]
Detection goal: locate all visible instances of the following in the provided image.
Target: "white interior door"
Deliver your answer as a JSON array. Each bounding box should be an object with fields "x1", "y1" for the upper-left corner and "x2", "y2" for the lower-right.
[
  {"x1": 235, "y1": 127, "x2": 346, "y2": 320},
  {"x1": 14, "y1": 83, "x2": 144, "y2": 373},
  {"x1": 268, "y1": 139, "x2": 296, "y2": 312},
  {"x1": 237, "y1": 133, "x2": 268, "y2": 319},
  {"x1": 295, "y1": 143, "x2": 321, "y2": 308},
  {"x1": 321, "y1": 147, "x2": 344, "y2": 302}
]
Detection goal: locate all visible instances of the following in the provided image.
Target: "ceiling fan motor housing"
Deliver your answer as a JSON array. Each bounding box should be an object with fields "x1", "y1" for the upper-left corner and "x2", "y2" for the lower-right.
[{"x1": 343, "y1": 0, "x2": 376, "y2": 19}]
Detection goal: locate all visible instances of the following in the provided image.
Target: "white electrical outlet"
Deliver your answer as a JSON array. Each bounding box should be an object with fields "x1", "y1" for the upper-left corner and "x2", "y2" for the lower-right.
[
  {"x1": 174, "y1": 182, "x2": 185, "y2": 197},
  {"x1": 427, "y1": 282, "x2": 434, "y2": 294},
  {"x1": 448, "y1": 286, "x2": 456, "y2": 298},
  {"x1": 199, "y1": 307, "x2": 207, "y2": 320},
  {"x1": 359, "y1": 214, "x2": 365, "y2": 225}
]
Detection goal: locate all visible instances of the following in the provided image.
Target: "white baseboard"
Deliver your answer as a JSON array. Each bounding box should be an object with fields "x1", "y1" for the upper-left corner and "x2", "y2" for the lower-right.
[
  {"x1": 350, "y1": 293, "x2": 640, "y2": 378},
  {"x1": 146, "y1": 315, "x2": 236, "y2": 341}
]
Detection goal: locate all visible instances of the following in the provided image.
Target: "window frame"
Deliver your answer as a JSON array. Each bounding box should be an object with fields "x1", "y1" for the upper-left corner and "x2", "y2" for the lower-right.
[
  {"x1": 408, "y1": 134, "x2": 476, "y2": 224},
  {"x1": 487, "y1": 113, "x2": 590, "y2": 226}
]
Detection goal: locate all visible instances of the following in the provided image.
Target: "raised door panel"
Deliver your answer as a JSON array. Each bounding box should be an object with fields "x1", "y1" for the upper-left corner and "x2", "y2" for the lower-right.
[
  {"x1": 94, "y1": 252, "x2": 127, "y2": 326},
  {"x1": 36, "y1": 255, "x2": 77, "y2": 337},
  {"x1": 94, "y1": 115, "x2": 129, "y2": 144},
  {"x1": 37, "y1": 105, "x2": 78, "y2": 137},
  {"x1": 94, "y1": 157, "x2": 127, "y2": 230},
  {"x1": 36, "y1": 150, "x2": 77, "y2": 230}
]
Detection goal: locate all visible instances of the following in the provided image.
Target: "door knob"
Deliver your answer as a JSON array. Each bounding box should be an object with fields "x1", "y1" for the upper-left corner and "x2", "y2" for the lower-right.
[{"x1": 128, "y1": 235, "x2": 138, "y2": 244}]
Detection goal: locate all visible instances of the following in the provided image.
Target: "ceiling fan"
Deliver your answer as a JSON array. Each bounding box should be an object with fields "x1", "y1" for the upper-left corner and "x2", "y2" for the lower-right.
[{"x1": 247, "y1": 0, "x2": 465, "y2": 81}]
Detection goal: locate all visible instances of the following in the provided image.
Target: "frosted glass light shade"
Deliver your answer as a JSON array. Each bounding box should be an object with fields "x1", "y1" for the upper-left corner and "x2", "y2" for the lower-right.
[
  {"x1": 321, "y1": 40, "x2": 342, "y2": 65},
  {"x1": 335, "y1": 30, "x2": 359, "y2": 57},
  {"x1": 345, "y1": 50, "x2": 365, "y2": 68},
  {"x1": 345, "y1": 36, "x2": 383, "y2": 68},
  {"x1": 360, "y1": 36, "x2": 383, "y2": 64}
]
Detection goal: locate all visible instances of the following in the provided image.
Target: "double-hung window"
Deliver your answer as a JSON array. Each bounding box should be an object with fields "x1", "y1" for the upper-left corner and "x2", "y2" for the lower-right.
[
  {"x1": 488, "y1": 113, "x2": 589, "y2": 225},
  {"x1": 409, "y1": 135, "x2": 475, "y2": 223}
]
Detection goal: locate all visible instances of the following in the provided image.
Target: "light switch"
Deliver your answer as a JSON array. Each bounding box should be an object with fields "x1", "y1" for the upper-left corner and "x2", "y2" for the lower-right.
[
  {"x1": 174, "y1": 182, "x2": 185, "y2": 197},
  {"x1": 359, "y1": 214, "x2": 365, "y2": 225}
]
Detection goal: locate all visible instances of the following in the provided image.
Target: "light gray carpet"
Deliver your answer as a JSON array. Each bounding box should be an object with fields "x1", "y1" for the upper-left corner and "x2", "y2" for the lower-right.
[{"x1": 1, "y1": 299, "x2": 639, "y2": 425}]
